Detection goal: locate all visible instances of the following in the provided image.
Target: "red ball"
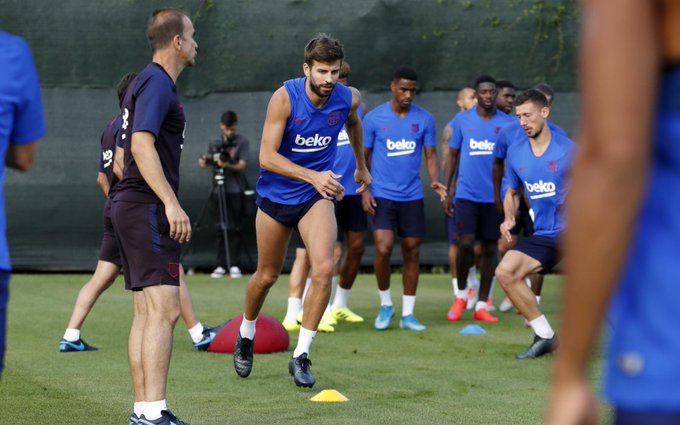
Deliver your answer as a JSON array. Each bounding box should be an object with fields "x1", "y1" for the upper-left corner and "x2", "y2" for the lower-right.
[{"x1": 208, "y1": 313, "x2": 290, "y2": 354}]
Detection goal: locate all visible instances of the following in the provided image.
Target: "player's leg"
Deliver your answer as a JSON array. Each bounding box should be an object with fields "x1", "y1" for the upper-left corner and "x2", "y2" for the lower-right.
[
  {"x1": 372, "y1": 198, "x2": 396, "y2": 330},
  {"x1": 471, "y1": 202, "x2": 501, "y2": 322},
  {"x1": 128, "y1": 290, "x2": 147, "y2": 419},
  {"x1": 332, "y1": 230, "x2": 366, "y2": 322},
  {"x1": 178, "y1": 265, "x2": 219, "y2": 351},
  {"x1": 449, "y1": 199, "x2": 477, "y2": 321},
  {"x1": 0, "y1": 271, "x2": 9, "y2": 379},
  {"x1": 397, "y1": 199, "x2": 426, "y2": 331},
  {"x1": 282, "y1": 245, "x2": 309, "y2": 332}
]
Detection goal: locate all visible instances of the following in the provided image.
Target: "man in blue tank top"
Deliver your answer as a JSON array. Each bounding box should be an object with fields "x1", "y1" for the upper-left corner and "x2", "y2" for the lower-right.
[
  {"x1": 548, "y1": 2, "x2": 680, "y2": 424},
  {"x1": 234, "y1": 34, "x2": 371, "y2": 389},
  {"x1": 443, "y1": 75, "x2": 514, "y2": 323},
  {"x1": 494, "y1": 90, "x2": 575, "y2": 359},
  {"x1": 362, "y1": 66, "x2": 446, "y2": 332}
]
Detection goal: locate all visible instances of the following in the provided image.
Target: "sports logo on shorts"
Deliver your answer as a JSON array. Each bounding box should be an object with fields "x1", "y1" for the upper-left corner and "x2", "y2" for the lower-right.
[
  {"x1": 168, "y1": 262, "x2": 180, "y2": 278},
  {"x1": 548, "y1": 161, "x2": 559, "y2": 172},
  {"x1": 411, "y1": 123, "x2": 419, "y2": 133},
  {"x1": 327, "y1": 112, "x2": 341, "y2": 126}
]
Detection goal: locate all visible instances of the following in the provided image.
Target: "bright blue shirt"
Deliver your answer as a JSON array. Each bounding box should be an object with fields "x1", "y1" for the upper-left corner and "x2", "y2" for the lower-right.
[
  {"x1": 605, "y1": 65, "x2": 680, "y2": 411},
  {"x1": 505, "y1": 132, "x2": 575, "y2": 238},
  {"x1": 0, "y1": 32, "x2": 46, "y2": 271},
  {"x1": 257, "y1": 78, "x2": 352, "y2": 205},
  {"x1": 449, "y1": 108, "x2": 514, "y2": 203},
  {"x1": 363, "y1": 102, "x2": 436, "y2": 202},
  {"x1": 333, "y1": 103, "x2": 364, "y2": 195}
]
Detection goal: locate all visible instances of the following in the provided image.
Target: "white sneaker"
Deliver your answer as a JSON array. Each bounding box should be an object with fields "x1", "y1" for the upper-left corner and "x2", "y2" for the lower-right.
[
  {"x1": 210, "y1": 266, "x2": 226, "y2": 278},
  {"x1": 466, "y1": 287, "x2": 478, "y2": 310},
  {"x1": 229, "y1": 266, "x2": 242, "y2": 279},
  {"x1": 499, "y1": 297, "x2": 514, "y2": 313}
]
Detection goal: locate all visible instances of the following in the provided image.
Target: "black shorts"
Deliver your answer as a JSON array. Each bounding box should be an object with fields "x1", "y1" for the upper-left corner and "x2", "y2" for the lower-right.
[
  {"x1": 371, "y1": 197, "x2": 425, "y2": 238},
  {"x1": 111, "y1": 201, "x2": 181, "y2": 291},
  {"x1": 336, "y1": 195, "x2": 367, "y2": 234},
  {"x1": 511, "y1": 203, "x2": 535, "y2": 237},
  {"x1": 615, "y1": 409, "x2": 680, "y2": 425},
  {"x1": 454, "y1": 199, "x2": 502, "y2": 241},
  {"x1": 257, "y1": 193, "x2": 326, "y2": 229},
  {"x1": 512, "y1": 235, "x2": 561, "y2": 274},
  {"x1": 99, "y1": 199, "x2": 121, "y2": 266}
]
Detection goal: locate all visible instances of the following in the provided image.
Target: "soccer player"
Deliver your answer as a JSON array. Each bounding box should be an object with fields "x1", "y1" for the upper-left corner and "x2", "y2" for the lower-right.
[
  {"x1": 363, "y1": 66, "x2": 446, "y2": 332},
  {"x1": 0, "y1": 31, "x2": 44, "y2": 379},
  {"x1": 444, "y1": 75, "x2": 514, "y2": 323},
  {"x1": 233, "y1": 34, "x2": 371, "y2": 389},
  {"x1": 495, "y1": 80, "x2": 516, "y2": 115},
  {"x1": 494, "y1": 89, "x2": 575, "y2": 359},
  {"x1": 110, "y1": 9, "x2": 196, "y2": 425},
  {"x1": 547, "y1": 1, "x2": 680, "y2": 423}
]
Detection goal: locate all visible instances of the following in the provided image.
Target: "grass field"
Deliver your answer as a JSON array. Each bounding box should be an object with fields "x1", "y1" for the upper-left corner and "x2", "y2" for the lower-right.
[{"x1": 0, "y1": 273, "x2": 609, "y2": 424}]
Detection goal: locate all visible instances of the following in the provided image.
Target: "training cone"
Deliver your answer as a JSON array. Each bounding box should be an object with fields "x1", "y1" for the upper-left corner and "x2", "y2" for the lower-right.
[
  {"x1": 310, "y1": 389, "x2": 349, "y2": 402},
  {"x1": 459, "y1": 324, "x2": 486, "y2": 335}
]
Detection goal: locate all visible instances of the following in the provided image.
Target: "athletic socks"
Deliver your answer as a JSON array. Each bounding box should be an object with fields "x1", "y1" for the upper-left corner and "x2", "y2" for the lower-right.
[
  {"x1": 529, "y1": 315, "x2": 555, "y2": 339},
  {"x1": 144, "y1": 400, "x2": 167, "y2": 421},
  {"x1": 378, "y1": 289, "x2": 392, "y2": 306},
  {"x1": 402, "y1": 295, "x2": 416, "y2": 317},
  {"x1": 332, "y1": 287, "x2": 351, "y2": 309},
  {"x1": 455, "y1": 285, "x2": 468, "y2": 300},
  {"x1": 134, "y1": 402, "x2": 146, "y2": 418},
  {"x1": 188, "y1": 322, "x2": 205, "y2": 344},
  {"x1": 285, "y1": 297, "x2": 302, "y2": 323},
  {"x1": 239, "y1": 315, "x2": 257, "y2": 340},
  {"x1": 63, "y1": 328, "x2": 80, "y2": 342},
  {"x1": 293, "y1": 327, "x2": 316, "y2": 358}
]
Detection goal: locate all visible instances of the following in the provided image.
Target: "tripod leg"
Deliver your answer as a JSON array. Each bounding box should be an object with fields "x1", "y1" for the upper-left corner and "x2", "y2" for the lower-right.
[{"x1": 216, "y1": 182, "x2": 232, "y2": 271}]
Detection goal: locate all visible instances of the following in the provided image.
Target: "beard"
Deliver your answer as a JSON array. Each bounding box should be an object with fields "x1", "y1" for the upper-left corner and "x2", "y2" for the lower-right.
[{"x1": 309, "y1": 78, "x2": 334, "y2": 98}]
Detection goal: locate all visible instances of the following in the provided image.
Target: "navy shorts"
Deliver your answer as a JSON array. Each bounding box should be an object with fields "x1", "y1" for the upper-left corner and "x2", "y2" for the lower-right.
[
  {"x1": 511, "y1": 202, "x2": 534, "y2": 237},
  {"x1": 291, "y1": 229, "x2": 306, "y2": 249},
  {"x1": 336, "y1": 195, "x2": 367, "y2": 234},
  {"x1": 111, "y1": 201, "x2": 181, "y2": 291},
  {"x1": 257, "y1": 193, "x2": 327, "y2": 229},
  {"x1": 371, "y1": 197, "x2": 425, "y2": 238},
  {"x1": 512, "y1": 235, "x2": 561, "y2": 274},
  {"x1": 615, "y1": 409, "x2": 680, "y2": 425},
  {"x1": 454, "y1": 199, "x2": 502, "y2": 241},
  {"x1": 99, "y1": 199, "x2": 122, "y2": 266}
]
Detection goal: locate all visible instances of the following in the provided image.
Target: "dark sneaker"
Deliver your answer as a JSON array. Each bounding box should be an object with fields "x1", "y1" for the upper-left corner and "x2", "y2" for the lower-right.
[
  {"x1": 516, "y1": 334, "x2": 558, "y2": 359},
  {"x1": 193, "y1": 320, "x2": 229, "y2": 351},
  {"x1": 138, "y1": 410, "x2": 189, "y2": 425},
  {"x1": 59, "y1": 338, "x2": 98, "y2": 352},
  {"x1": 130, "y1": 413, "x2": 139, "y2": 425},
  {"x1": 288, "y1": 353, "x2": 315, "y2": 388},
  {"x1": 233, "y1": 332, "x2": 254, "y2": 377}
]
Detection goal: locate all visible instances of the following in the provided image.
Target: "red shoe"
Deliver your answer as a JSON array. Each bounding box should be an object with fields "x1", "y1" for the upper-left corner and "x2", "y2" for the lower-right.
[
  {"x1": 447, "y1": 298, "x2": 467, "y2": 322},
  {"x1": 473, "y1": 308, "x2": 499, "y2": 323}
]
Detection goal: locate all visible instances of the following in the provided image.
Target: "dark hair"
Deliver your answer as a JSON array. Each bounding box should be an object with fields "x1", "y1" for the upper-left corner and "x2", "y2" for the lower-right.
[
  {"x1": 393, "y1": 66, "x2": 418, "y2": 82},
  {"x1": 339, "y1": 62, "x2": 351, "y2": 79},
  {"x1": 514, "y1": 89, "x2": 548, "y2": 109},
  {"x1": 147, "y1": 8, "x2": 188, "y2": 52},
  {"x1": 116, "y1": 72, "x2": 137, "y2": 107},
  {"x1": 474, "y1": 74, "x2": 496, "y2": 89},
  {"x1": 533, "y1": 83, "x2": 554, "y2": 101},
  {"x1": 221, "y1": 111, "x2": 238, "y2": 127},
  {"x1": 496, "y1": 80, "x2": 516, "y2": 90},
  {"x1": 304, "y1": 33, "x2": 344, "y2": 66}
]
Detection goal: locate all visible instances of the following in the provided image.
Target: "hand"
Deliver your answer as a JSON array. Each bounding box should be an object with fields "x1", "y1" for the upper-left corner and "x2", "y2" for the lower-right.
[
  {"x1": 354, "y1": 166, "x2": 372, "y2": 194},
  {"x1": 500, "y1": 219, "x2": 515, "y2": 243},
  {"x1": 198, "y1": 158, "x2": 207, "y2": 168},
  {"x1": 362, "y1": 191, "x2": 377, "y2": 216},
  {"x1": 311, "y1": 170, "x2": 345, "y2": 200},
  {"x1": 431, "y1": 181, "x2": 447, "y2": 202},
  {"x1": 165, "y1": 201, "x2": 192, "y2": 243},
  {"x1": 545, "y1": 378, "x2": 598, "y2": 425},
  {"x1": 443, "y1": 197, "x2": 454, "y2": 218}
]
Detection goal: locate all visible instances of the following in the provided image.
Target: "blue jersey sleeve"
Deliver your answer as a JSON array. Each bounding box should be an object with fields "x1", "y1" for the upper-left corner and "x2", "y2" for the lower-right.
[
  {"x1": 132, "y1": 75, "x2": 172, "y2": 138},
  {"x1": 494, "y1": 127, "x2": 509, "y2": 159},
  {"x1": 423, "y1": 113, "x2": 436, "y2": 148},
  {"x1": 449, "y1": 114, "x2": 463, "y2": 150},
  {"x1": 363, "y1": 111, "x2": 376, "y2": 150},
  {"x1": 10, "y1": 38, "x2": 45, "y2": 145}
]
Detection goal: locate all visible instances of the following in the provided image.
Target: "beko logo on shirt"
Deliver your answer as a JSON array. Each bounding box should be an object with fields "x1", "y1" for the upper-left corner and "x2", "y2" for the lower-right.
[
  {"x1": 292, "y1": 133, "x2": 332, "y2": 153},
  {"x1": 337, "y1": 128, "x2": 350, "y2": 147},
  {"x1": 386, "y1": 138, "x2": 416, "y2": 157},
  {"x1": 469, "y1": 138, "x2": 494, "y2": 155},
  {"x1": 524, "y1": 180, "x2": 556, "y2": 199}
]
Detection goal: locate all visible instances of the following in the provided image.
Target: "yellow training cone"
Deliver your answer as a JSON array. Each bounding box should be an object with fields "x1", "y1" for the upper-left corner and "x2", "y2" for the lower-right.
[{"x1": 310, "y1": 389, "x2": 349, "y2": 402}]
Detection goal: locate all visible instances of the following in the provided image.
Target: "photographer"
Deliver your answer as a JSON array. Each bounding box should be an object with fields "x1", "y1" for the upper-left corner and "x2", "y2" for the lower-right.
[{"x1": 198, "y1": 110, "x2": 250, "y2": 278}]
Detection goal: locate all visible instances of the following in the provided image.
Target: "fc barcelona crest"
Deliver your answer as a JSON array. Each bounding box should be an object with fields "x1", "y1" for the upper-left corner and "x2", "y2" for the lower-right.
[
  {"x1": 327, "y1": 111, "x2": 341, "y2": 126},
  {"x1": 411, "y1": 123, "x2": 420, "y2": 133},
  {"x1": 548, "y1": 161, "x2": 559, "y2": 172},
  {"x1": 494, "y1": 126, "x2": 501, "y2": 134}
]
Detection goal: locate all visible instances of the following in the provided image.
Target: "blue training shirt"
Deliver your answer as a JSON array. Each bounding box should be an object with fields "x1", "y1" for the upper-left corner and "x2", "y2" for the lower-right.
[
  {"x1": 256, "y1": 78, "x2": 352, "y2": 205},
  {"x1": 363, "y1": 102, "x2": 436, "y2": 202},
  {"x1": 505, "y1": 132, "x2": 576, "y2": 238},
  {"x1": 333, "y1": 103, "x2": 364, "y2": 195},
  {"x1": 605, "y1": 65, "x2": 680, "y2": 411},
  {"x1": 0, "y1": 32, "x2": 46, "y2": 271},
  {"x1": 449, "y1": 107, "x2": 514, "y2": 203}
]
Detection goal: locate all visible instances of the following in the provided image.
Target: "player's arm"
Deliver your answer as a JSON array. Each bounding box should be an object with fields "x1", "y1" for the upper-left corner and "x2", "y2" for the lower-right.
[
  {"x1": 493, "y1": 157, "x2": 504, "y2": 214},
  {"x1": 6, "y1": 142, "x2": 37, "y2": 172},
  {"x1": 440, "y1": 124, "x2": 452, "y2": 171},
  {"x1": 259, "y1": 87, "x2": 344, "y2": 200},
  {"x1": 113, "y1": 146, "x2": 124, "y2": 181},
  {"x1": 97, "y1": 172, "x2": 110, "y2": 197},
  {"x1": 425, "y1": 147, "x2": 446, "y2": 202},
  {"x1": 346, "y1": 87, "x2": 371, "y2": 193},
  {"x1": 546, "y1": 1, "x2": 658, "y2": 424},
  {"x1": 442, "y1": 148, "x2": 459, "y2": 217},
  {"x1": 131, "y1": 131, "x2": 191, "y2": 243},
  {"x1": 500, "y1": 187, "x2": 519, "y2": 243}
]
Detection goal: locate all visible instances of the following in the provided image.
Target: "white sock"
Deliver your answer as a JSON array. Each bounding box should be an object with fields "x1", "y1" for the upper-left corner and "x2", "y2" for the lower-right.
[
  {"x1": 63, "y1": 328, "x2": 80, "y2": 342},
  {"x1": 475, "y1": 300, "x2": 489, "y2": 312},
  {"x1": 455, "y1": 285, "x2": 468, "y2": 300},
  {"x1": 467, "y1": 265, "x2": 479, "y2": 289},
  {"x1": 330, "y1": 275, "x2": 338, "y2": 302},
  {"x1": 402, "y1": 295, "x2": 416, "y2": 317},
  {"x1": 489, "y1": 278, "x2": 497, "y2": 301},
  {"x1": 144, "y1": 399, "x2": 167, "y2": 420},
  {"x1": 239, "y1": 315, "x2": 257, "y2": 340},
  {"x1": 536, "y1": 296, "x2": 541, "y2": 305},
  {"x1": 301, "y1": 277, "x2": 312, "y2": 302},
  {"x1": 188, "y1": 323, "x2": 205, "y2": 343},
  {"x1": 332, "y1": 287, "x2": 351, "y2": 309},
  {"x1": 451, "y1": 277, "x2": 458, "y2": 294},
  {"x1": 134, "y1": 402, "x2": 146, "y2": 417},
  {"x1": 285, "y1": 297, "x2": 302, "y2": 322},
  {"x1": 525, "y1": 277, "x2": 532, "y2": 289},
  {"x1": 293, "y1": 326, "x2": 316, "y2": 358},
  {"x1": 529, "y1": 315, "x2": 555, "y2": 339},
  {"x1": 378, "y1": 289, "x2": 392, "y2": 306}
]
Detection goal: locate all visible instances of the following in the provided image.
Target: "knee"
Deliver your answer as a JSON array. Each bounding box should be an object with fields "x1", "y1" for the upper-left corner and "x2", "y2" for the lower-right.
[
  {"x1": 311, "y1": 259, "x2": 334, "y2": 282},
  {"x1": 494, "y1": 264, "x2": 516, "y2": 290},
  {"x1": 254, "y1": 269, "x2": 279, "y2": 289},
  {"x1": 374, "y1": 243, "x2": 393, "y2": 258},
  {"x1": 402, "y1": 243, "x2": 420, "y2": 261},
  {"x1": 348, "y1": 239, "x2": 365, "y2": 257}
]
